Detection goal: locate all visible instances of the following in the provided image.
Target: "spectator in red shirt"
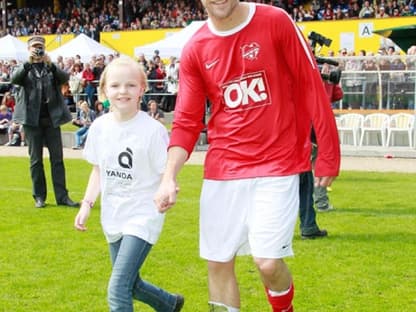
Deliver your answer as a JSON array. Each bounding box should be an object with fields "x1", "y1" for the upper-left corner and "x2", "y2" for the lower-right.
[
  {"x1": 1, "y1": 91, "x2": 15, "y2": 113},
  {"x1": 81, "y1": 62, "x2": 96, "y2": 109}
]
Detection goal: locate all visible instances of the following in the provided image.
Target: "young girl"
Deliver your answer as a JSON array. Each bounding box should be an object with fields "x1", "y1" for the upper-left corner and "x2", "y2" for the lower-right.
[{"x1": 74, "y1": 57, "x2": 184, "y2": 312}]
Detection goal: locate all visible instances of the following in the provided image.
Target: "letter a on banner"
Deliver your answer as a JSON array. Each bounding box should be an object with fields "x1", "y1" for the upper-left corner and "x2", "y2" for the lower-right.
[{"x1": 359, "y1": 23, "x2": 373, "y2": 38}]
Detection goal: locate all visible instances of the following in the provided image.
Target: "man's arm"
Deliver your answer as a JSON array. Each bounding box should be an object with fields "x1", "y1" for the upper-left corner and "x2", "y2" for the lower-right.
[
  {"x1": 10, "y1": 63, "x2": 29, "y2": 86},
  {"x1": 154, "y1": 146, "x2": 189, "y2": 213}
]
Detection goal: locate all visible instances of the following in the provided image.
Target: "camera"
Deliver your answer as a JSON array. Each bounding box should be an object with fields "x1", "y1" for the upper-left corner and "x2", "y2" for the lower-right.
[
  {"x1": 320, "y1": 68, "x2": 342, "y2": 84},
  {"x1": 307, "y1": 31, "x2": 341, "y2": 84},
  {"x1": 315, "y1": 57, "x2": 341, "y2": 84},
  {"x1": 308, "y1": 31, "x2": 332, "y2": 48},
  {"x1": 315, "y1": 57, "x2": 342, "y2": 84},
  {"x1": 34, "y1": 48, "x2": 45, "y2": 57}
]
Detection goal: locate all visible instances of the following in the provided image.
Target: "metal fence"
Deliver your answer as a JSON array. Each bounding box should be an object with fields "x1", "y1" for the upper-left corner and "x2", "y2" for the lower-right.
[
  {"x1": 324, "y1": 55, "x2": 416, "y2": 111},
  {"x1": 338, "y1": 70, "x2": 416, "y2": 110}
]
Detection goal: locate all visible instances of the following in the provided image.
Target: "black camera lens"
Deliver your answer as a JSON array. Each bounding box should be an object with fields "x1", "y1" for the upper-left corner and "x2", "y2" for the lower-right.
[
  {"x1": 34, "y1": 48, "x2": 45, "y2": 57},
  {"x1": 308, "y1": 31, "x2": 332, "y2": 47}
]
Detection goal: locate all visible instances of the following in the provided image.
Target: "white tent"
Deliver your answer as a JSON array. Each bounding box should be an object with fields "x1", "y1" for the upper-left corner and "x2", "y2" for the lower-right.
[
  {"x1": 49, "y1": 34, "x2": 116, "y2": 63},
  {"x1": 134, "y1": 21, "x2": 206, "y2": 59},
  {"x1": 0, "y1": 35, "x2": 30, "y2": 61}
]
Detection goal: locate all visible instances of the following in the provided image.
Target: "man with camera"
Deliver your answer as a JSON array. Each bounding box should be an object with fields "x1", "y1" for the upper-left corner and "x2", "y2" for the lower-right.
[
  {"x1": 11, "y1": 36, "x2": 79, "y2": 208},
  {"x1": 299, "y1": 63, "x2": 343, "y2": 239}
]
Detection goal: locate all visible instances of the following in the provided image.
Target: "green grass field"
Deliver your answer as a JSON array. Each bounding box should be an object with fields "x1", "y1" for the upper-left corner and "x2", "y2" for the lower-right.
[{"x1": 0, "y1": 156, "x2": 415, "y2": 311}]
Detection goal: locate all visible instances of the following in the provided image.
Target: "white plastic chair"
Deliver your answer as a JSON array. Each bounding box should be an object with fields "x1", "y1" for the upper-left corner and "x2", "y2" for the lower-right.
[
  {"x1": 386, "y1": 113, "x2": 415, "y2": 147},
  {"x1": 359, "y1": 113, "x2": 390, "y2": 147},
  {"x1": 337, "y1": 113, "x2": 364, "y2": 146}
]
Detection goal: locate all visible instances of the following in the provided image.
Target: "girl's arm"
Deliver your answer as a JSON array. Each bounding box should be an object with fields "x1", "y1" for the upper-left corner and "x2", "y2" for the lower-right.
[{"x1": 74, "y1": 165, "x2": 101, "y2": 231}]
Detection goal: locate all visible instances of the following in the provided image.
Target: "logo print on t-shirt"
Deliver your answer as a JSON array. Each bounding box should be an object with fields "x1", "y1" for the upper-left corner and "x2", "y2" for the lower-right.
[
  {"x1": 118, "y1": 147, "x2": 133, "y2": 169},
  {"x1": 222, "y1": 71, "x2": 271, "y2": 112},
  {"x1": 241, "y1": 42, "x2": 260, "y2": 61},
  {"x1": 205, "y1": 59, "x2": 220, "y2": 70}
]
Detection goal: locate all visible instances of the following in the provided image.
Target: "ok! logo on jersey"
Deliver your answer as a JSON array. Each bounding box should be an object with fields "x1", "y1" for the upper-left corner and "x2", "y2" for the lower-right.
[{"x1": 222, "y1": 71, "x2": 271, "y2": 112}]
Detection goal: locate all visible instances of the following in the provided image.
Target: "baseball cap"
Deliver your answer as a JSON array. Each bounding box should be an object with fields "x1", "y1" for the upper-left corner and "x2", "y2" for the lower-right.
[{"x1": 28, "y1": 36, "x2": 45, "y2": 47}]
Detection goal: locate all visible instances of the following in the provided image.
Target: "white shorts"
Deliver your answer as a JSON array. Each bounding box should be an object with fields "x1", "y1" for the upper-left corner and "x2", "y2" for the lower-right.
[{"x1": 199, "y1": 175, "x2": 299, "y2": 262}]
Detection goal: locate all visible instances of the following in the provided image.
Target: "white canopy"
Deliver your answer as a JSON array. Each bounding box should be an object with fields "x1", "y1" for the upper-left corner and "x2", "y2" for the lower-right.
[
  {"x1": 49, "y1": 34, "x2": 116, "y2": 63},
  {"x1": 134, "y1": 21, "x2": 206, "y2": 59},
  {"x1": 0, "y1": 35, "x2": 30, "y2": 61}
]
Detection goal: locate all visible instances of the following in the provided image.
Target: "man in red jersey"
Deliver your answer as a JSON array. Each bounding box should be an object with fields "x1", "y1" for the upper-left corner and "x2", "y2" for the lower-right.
[{"x1": 155, "y1": 1, "x2": 340, "y2": 311}]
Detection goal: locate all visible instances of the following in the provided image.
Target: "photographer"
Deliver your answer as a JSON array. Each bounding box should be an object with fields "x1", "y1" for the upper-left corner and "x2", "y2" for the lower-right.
[
  {"x1": 11, "y1": 36, "x2": 79, "y2": 209},
  {"x1": 300, "y1": 33, "x2": 343, "y2": 239}
]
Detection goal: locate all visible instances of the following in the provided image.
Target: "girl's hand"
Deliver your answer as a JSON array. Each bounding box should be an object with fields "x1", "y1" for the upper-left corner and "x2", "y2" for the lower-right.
[{"x1": 74, "y1": 206, "x2": 91, "y2": 231}]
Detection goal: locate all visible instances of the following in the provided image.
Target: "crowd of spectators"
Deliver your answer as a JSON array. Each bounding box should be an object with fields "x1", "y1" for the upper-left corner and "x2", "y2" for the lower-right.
[
  {"x1": 0, "y1": 0, "x2": 206, "y2": 39},
  {"x1": 0, "y1": 48, "x2": 177, "y2": 126},
  {"x1": 322, "y1": 45, "x2": 416, "y2": 109},
  {"x1": 2, "y1": 44, "x2": 416, "y2": 117},
  {"x1": 0, "y1": 48, "x2": 178, "y2": 147},
  {"x1": 288, "y1": 0, "x2": 416, "y2": 22},
  {"x1": 1, "y1": 0, "x2": 416, "y2": 39}
]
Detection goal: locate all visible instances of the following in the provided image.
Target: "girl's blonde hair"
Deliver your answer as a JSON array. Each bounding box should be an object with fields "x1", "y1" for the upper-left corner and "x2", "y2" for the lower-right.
[{"x1": 98, "y1": 57, "x2": 148, "y2": 107}]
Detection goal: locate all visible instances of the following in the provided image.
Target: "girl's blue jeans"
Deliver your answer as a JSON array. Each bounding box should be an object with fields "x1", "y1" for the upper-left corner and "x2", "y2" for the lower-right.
[{"x1": 108, "y1": 235, "x2": 177, "y2": 312}]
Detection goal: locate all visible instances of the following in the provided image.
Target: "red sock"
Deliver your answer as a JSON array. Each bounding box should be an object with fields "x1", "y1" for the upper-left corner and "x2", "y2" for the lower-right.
[{"x1": 265, "y1": 282, "x2": 294, "y2": 312}]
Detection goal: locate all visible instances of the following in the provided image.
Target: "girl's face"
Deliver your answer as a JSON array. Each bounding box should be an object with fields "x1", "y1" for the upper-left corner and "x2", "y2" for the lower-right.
[{"x1": 104, "y1": 64, "x2": 144, "y2": 118}]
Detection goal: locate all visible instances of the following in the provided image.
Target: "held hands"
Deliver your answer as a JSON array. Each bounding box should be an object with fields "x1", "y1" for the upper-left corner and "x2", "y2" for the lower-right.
[{"x1": 154, "y1": 179, "x2": 180, "y2": 213}]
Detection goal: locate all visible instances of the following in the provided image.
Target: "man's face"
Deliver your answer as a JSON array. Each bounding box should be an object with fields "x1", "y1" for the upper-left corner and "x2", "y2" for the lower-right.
[
  {"x1": 200, "y1": 0, "x2": 239, "y2": 20},
  {"x1": 29, "y1": 44, "x2": 45, "y2": 60}
]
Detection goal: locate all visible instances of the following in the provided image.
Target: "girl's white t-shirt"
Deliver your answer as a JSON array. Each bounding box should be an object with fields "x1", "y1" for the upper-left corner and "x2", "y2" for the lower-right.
[{"x1": 83, "y1": 111, "x2": 169, "y2": 244}]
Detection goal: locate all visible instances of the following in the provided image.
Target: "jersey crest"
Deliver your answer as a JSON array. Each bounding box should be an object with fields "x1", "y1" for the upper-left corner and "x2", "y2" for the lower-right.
[{"x1": 241, "y1": 42, "x2": 260, "y2": 60}]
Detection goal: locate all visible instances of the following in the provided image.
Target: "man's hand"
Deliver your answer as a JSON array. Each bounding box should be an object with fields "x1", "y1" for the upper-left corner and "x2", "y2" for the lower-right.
[
  {"x1": 23, "y1": 62, "x2": 32, "y2": 71},
  {"x1": 43, "y1": 54, "x2": 52, "y2": 66},
  {"x1": 314, "y1": 176, "x2": 336, "y2": 188}
]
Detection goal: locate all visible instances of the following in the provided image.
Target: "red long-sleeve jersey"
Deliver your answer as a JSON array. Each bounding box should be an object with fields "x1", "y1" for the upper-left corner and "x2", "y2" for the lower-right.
[{"x1": 169, "y1": 3, "x2": 340, "y2": 180}]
